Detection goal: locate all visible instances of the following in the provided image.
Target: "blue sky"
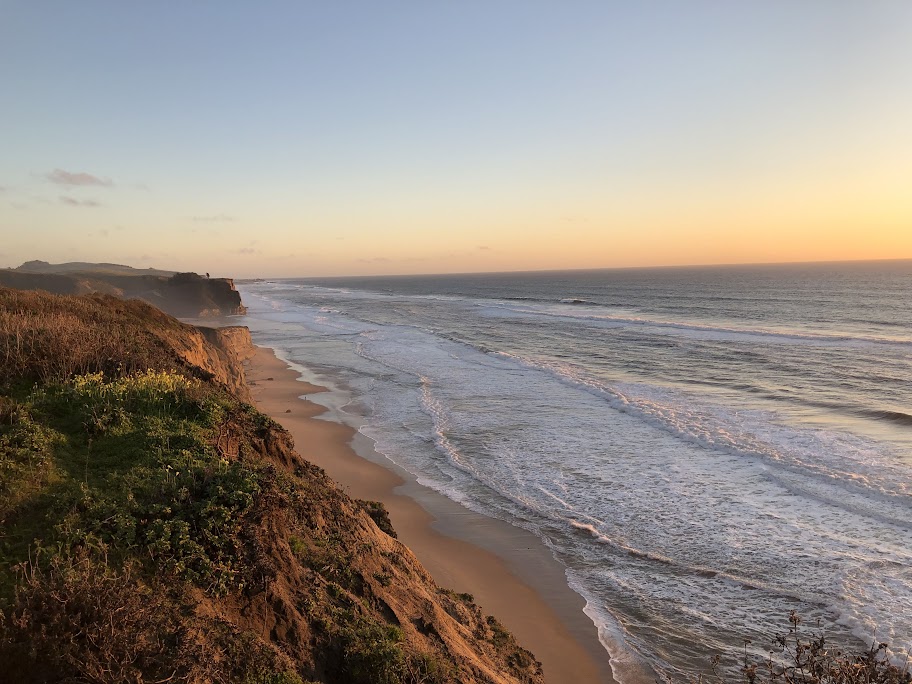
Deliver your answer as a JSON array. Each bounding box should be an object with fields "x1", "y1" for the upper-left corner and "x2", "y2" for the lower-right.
[{"x1": 2, "y1": 2, "x2": 911, "y2": 276}]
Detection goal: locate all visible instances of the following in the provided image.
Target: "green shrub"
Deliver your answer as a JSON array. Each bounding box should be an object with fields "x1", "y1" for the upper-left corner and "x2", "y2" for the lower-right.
[
  {"x1": 0, "y1": 371, "x2": 262, "y2": 596},
  {"x1": 0, "y1": 551, "x2": 180, "y2": 683},
  {"x1": 357, "y1": 499, "x2": 398, "y2": 538},
  {"x1": 289, "y1": 534, "x2": 306, "y2": 556},
  {"x1": 56, "y1": 448, "x2": 261, "y2": 595},
  {"x1": 341, "y1": 616, "x2": 406, "y2": 684}
]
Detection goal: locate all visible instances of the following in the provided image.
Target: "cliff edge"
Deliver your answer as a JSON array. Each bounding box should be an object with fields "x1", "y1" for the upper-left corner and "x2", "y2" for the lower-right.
[{"x1": 0, "y1": 287, "x2": 543, "y2": 684}]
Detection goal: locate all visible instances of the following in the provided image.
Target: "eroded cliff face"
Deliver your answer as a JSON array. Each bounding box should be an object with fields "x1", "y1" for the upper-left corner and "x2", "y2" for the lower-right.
[
  {"x1": 185, "y1": 414, "x2": 544, "y2": 684},
  {"x1": 192, "y1": 325, "x2": 256, "y2": 402}
]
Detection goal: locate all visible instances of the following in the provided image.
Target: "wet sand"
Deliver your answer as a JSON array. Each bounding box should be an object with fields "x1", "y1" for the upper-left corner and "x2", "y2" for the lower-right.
[{"x1": 245, "y1": 345, "x2": 616, "y2": 684}]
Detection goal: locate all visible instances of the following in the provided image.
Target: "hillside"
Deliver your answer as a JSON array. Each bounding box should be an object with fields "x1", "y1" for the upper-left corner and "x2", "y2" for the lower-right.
[
  {"x1": 14, "y1": 260, "x2": 176, "y2": 277},
  {"x1": 0, "y1": 263, "x2": 246, "y2": 318},
  {"x1": 0, "y1": 287, "x2": 543, "y2": 684}
]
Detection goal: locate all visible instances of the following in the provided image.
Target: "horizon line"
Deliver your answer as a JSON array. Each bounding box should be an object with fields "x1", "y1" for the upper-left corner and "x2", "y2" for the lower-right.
[{"x1": 259, "y1": 255, "x2": 912, "y2": 281}]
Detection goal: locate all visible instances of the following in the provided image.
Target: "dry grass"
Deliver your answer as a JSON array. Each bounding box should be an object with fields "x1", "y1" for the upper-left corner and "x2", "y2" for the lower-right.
[
  {"x1": 2, "y1": 551, "x2": 181, "y2": 683},
  {"x1": 1, "y1": 549, "x2": 303, "y2": 684},
  {"x1": 0, "y1": 287, "x2": 202, "y2": 387}
]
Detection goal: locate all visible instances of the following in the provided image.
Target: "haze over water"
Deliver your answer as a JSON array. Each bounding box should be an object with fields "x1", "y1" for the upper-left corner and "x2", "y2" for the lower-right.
[{"x1": 240, "y1": 261, "x2": 912, "y2": 682}]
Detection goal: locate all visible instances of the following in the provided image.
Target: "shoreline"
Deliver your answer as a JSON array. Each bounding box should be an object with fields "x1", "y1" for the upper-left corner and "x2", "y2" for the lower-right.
[{"x1": 245, "y1": 344, "x2": 617, "y2": 684}]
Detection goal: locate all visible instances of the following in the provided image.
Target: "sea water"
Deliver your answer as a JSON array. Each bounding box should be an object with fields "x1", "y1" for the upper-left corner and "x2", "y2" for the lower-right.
[{"x1": 237, "y1": 261, "x2": 912, "y2": 682}]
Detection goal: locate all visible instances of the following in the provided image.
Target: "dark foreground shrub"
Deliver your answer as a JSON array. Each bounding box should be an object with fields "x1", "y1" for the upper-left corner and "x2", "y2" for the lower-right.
[
  {"x1": 745, "y1": 612, "x2": 910, "y2": 684},
  {"x1": 700, "y1": 612, "x2": 911, "y2": 684},
  {"x1": 0, "y1": 550, "x2": 304, "y2": 684},
  {"x1": 0, "y1": 551, "x2": 180, "y2": 683}
]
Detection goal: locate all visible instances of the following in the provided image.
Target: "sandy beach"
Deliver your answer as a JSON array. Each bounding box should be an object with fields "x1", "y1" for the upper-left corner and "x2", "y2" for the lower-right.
[{"x1": 245, "y1": 345, "x2": 616, "y2": 684}]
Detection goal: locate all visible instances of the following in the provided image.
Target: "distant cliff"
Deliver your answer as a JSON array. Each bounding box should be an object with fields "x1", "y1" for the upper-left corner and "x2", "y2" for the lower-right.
[
  {"x1": 0, "y1": 262, "x2": 246, "y2": 318},
  {"x1": 14, "y1": 260, "x2": 176, "y2": 277},
  {"x1": 147, "y1": 271, "x2": 248, "y2": 317}
]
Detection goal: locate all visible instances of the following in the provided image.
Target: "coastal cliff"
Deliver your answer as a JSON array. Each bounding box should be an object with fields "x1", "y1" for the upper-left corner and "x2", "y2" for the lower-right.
[
  {"x1": 0, "y1": 261, "x2": 246, "y2": 318},
  {"x1": 0, "y1": 287, "x2": 543, "y2": 684}
]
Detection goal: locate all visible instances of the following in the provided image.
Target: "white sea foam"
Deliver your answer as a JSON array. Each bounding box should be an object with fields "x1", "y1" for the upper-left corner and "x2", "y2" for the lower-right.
[
  {"x1": 479, "y1": 301, "x2": 912, "y2": 348},
  {"x1": 238, "y1": 278, "x2": 912, "y2": 682}
]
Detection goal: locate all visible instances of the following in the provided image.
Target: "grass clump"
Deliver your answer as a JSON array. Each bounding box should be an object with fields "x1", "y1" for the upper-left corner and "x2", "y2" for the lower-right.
[
  {"x1": 1, "y1": 548, "x2": 306, "y2": 684},
  {"x1": 341, "y1": 617, "x2": 407, "y2": 684},
  {"x1": 314, "y1": 600, "x2": 452, "y2": 684},
  {"x1": 1, "y1": 550, "x2": 182, "y2": 683}
]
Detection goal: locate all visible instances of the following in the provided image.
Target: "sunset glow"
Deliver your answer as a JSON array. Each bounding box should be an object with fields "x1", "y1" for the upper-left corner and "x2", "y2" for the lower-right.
[{"x1": 2, "y1": 2, "x2": 911, "y2": 276}]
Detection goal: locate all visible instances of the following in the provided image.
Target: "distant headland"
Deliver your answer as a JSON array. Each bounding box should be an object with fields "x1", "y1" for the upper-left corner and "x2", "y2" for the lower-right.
[{"x1": 0, "y1": 260, "x2": 246, "y2": 318}]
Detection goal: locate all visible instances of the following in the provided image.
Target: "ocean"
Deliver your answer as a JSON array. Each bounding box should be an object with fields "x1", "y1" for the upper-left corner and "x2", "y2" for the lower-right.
[{"x1": 237, "y1": 261, "x2": 912, "y2": 682}]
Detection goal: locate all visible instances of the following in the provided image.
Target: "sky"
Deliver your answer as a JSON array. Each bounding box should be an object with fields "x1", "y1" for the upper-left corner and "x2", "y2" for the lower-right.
[{"x1": 2, "y1": 2, "x2": 911, "y2": 278}]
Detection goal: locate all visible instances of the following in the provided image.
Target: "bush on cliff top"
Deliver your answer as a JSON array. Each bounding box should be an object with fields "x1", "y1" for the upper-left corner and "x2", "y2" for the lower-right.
[{"x1": 0, "y1": 369, "x2": 295, "y2": 680}]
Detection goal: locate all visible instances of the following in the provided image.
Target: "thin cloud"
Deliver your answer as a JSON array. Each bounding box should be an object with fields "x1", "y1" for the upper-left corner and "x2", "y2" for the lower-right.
[
  {"x1": 46, "y1": 169, "x2": 113, "y2": 187},
  {"x1": 234, "y1": 247, "x2": 260, "y2": 255},
  {"x1": 133, "y1": 252, "x2": 174, "y2": 263},
  {"x1": 477, "y1": 245, "x2": 491, "y2": 251},
  {"x1": 357, "y1": 255, "x2": 429, "y2": 264},
  {"x1": 192, "y1": 214, "x2": 235, "y2": 223},
  {"x1": 60, "y1": 196, "x2": 101, "y2": 207}
]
